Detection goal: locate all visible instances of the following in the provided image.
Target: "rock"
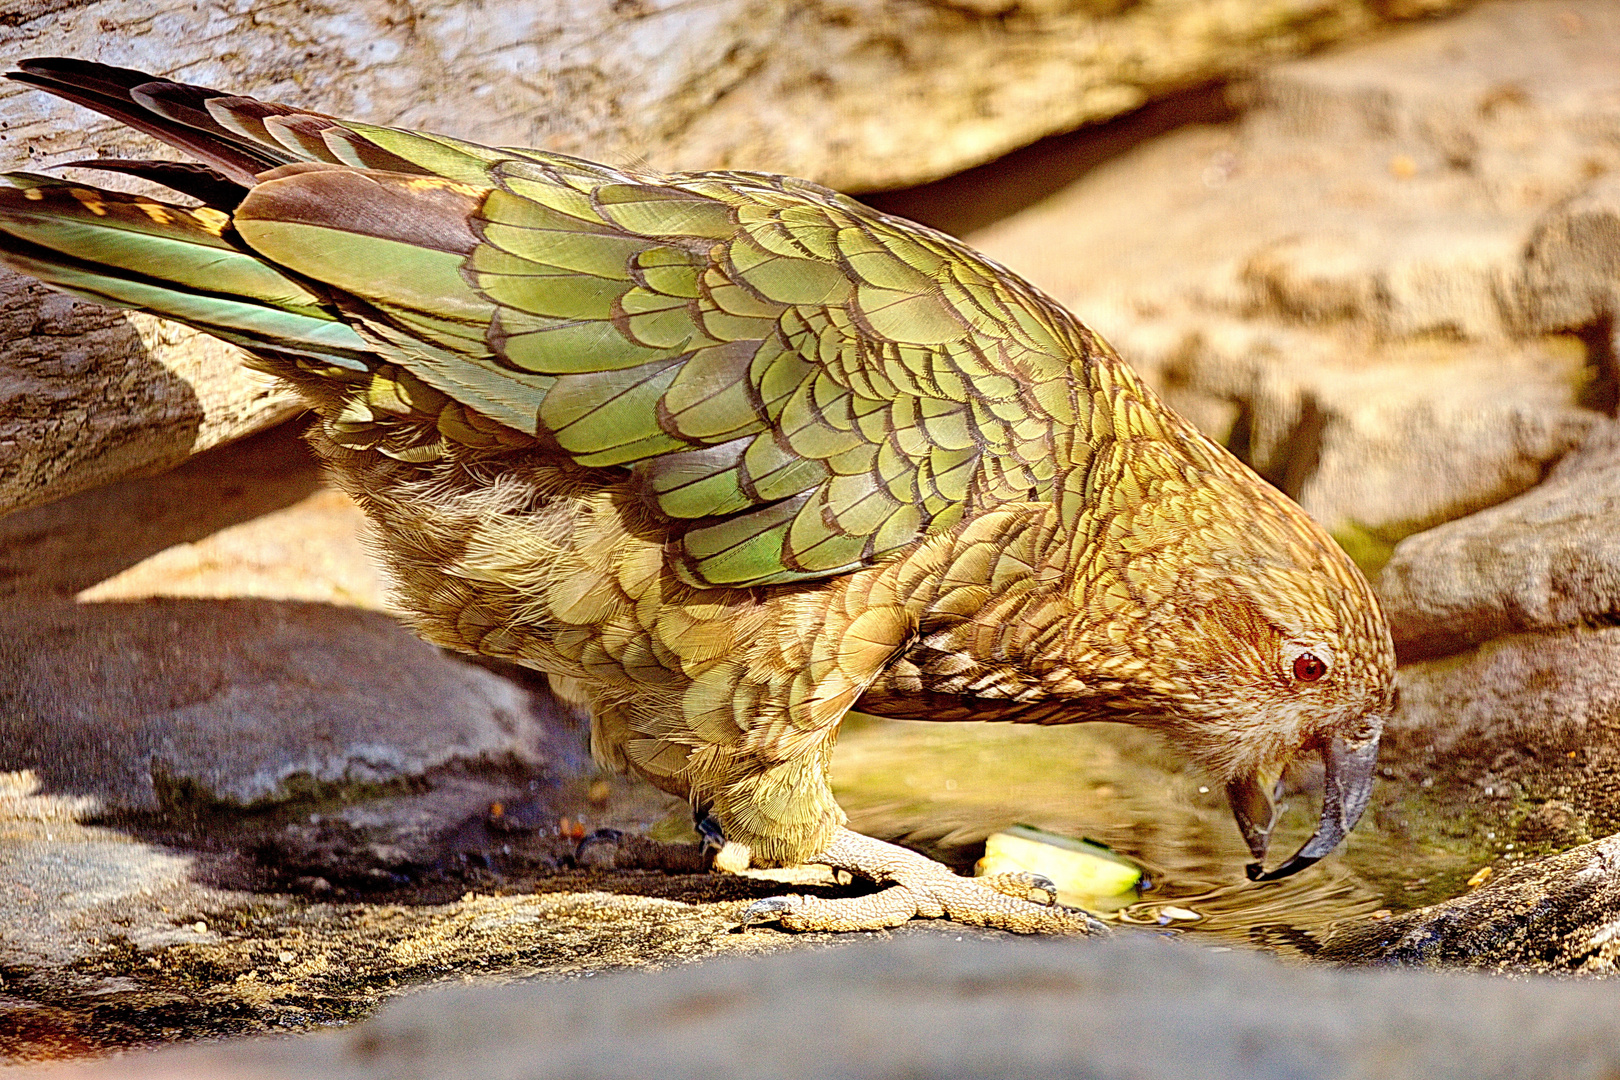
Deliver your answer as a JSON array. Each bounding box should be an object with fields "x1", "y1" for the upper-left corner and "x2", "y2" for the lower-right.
[
  {"x1": 1377, "y1": 626, "x2": 1620, "y2": 860},
  {"x1": 0, "y1": 415, "x2": 369, "y2": 606},
  {"x1": 1516, "y1": 176, "x2": 1620, "y2": 335},
  {"x1": 0, "y1": 596, "x2": 560, "y2": 811},
  {"x1": 0, "y1": 0, "x2": 1461, "y2": 516},
  {"x1": 0, "y1": 767, "x2": 836, "y2": 1062},
  {"x1": 907, "y1": 0, "x2": 1620, "y2": 567},
  {"x1": 0, "y1": 0, "x2": 1457, "y2": 194},
  {"x1": 0, "y1": 419, "x2": 823, "y2": 1060},
  {"x1": 1309, "y1": 590, "x2": 1620, "y2": 913},
  {"x1": 1377, "y1": 419, "x2": 1620, "y2": 660},
  {"x1": 1321, "y1": 833, "x2": 1620, "y2": 972},
  {"x1": 0, "y1": 423, "x2": 577, "y2": 814},
  {"x1": 24, "y1": 933, "x2": 1620, "y2": 1080}
]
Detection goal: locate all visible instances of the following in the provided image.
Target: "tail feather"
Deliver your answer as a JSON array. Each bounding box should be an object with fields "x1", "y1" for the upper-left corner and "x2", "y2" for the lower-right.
[
  {"x1": 8, "y1": 59, "x2": 488, "y2": 188},
  {"x1": 0, "y1": 58, "x2": 573, "y2": 376},
  {"x1": 129, "y1": 79, "x2": 301, "y2": 168},
  {"x1": 0, "y1": 58, "x2": 527, "y2": 381},
  {"x1": 55, "y1": 158, "x2": 246, "y2": 209},
  {"x1": 11, "y1": 59, "x2": 284, "y2": 185},
  {"x1": 1, "y1": 236, "x2": 372, "y2": 366},
  {"x1": 0, "y1": 176, "x2": 370, "y2": 368},
  {"x1": 204, "y1": 95, "x2": 323, "y2": 149}
]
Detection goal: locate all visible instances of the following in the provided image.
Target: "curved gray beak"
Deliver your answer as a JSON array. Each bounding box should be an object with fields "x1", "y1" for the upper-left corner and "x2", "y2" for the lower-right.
[{"x1": 1235, "y1": 730, "x2": 1381, "y2": 883}]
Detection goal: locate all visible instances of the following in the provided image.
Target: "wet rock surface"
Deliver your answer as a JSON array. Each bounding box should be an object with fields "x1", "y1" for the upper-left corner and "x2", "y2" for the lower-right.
[
  {"x1": 1381, "y1": 624, "x2": 1620, "y2": 864},
  {"x1": 1321, "y1": 833, "x2": 1620, "y2": 971},
  {"x1": 0, "y1": 797, "x2": 830, "y2": 1062}
]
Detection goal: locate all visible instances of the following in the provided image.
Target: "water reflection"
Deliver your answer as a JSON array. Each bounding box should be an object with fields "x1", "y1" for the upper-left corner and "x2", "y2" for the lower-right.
[{"x1": 832, "y1": 714, "x2": 1451, "y2": 956}]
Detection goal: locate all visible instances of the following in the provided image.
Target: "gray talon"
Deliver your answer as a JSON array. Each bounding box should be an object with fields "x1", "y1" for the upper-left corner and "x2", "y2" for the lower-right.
[
  {"x1": 740, "y1": 896, "x2": 794, "y2": 927},
  {"x1": 1027, "y1": 873, "x2": 1059, "y2": 905}
]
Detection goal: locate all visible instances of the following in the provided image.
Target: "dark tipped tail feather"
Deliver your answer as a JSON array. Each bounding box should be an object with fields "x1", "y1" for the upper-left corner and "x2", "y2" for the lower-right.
[
  {"x1": 10, "y1": 58, "x2": 454, "y2": 186},
  {"x1": 0, "y1": 59, "x2": 435, "y2": 369},
  {"x1": 9, "y1": 58, "x2": 293, "y2": 186},
  {"x1": 0, "y1": 57, "x2": 526, "y2": 377},
  {"x1": 0, "y1": 58, "x2": 569, "y2": 382},
  {"x1": 0, "y1": 173, "x2": 370, "y2": 368}
]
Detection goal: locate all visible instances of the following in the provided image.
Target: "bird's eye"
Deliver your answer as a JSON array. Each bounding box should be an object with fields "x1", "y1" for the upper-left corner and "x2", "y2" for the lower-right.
[{"x1": 1293, "y1": 652, "x2": 1328, "y2": 682}]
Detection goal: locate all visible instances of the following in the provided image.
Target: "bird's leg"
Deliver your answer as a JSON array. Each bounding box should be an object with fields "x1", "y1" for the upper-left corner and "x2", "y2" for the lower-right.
[{"x1": 740, "y1": 827, "x2": 1103, "y2": 934}]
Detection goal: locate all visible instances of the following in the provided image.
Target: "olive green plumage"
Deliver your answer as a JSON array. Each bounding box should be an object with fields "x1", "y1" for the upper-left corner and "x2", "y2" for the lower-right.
[{"x1": 0, "y1": 60, "x2": 1395, "y2": 932}]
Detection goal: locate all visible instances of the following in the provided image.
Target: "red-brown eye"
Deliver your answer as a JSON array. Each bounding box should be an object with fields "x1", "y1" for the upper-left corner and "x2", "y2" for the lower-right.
[{"x1": 1293, "y1": 652, "x2": 1328, "y2": 681}]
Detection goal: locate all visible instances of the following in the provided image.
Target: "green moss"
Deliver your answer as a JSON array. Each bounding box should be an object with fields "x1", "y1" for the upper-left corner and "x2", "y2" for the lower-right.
[
  {"x1": 1329, "y1": 520, "x2": 1398, "y2": 579},
  {"x1": 149, "y1": 769, "x2": 431, "y2": 827}
]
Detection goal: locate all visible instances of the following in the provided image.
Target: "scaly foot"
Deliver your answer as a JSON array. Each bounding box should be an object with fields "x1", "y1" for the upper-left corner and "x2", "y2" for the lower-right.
[{"x1": 739, "y1": 827, "x2": 1104, "y2": 934}]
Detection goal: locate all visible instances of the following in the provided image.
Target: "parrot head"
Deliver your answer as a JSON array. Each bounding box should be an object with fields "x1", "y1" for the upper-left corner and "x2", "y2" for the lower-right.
[{"x1": 1058, "y1": 431, "x2": 1395, "y2": 883}]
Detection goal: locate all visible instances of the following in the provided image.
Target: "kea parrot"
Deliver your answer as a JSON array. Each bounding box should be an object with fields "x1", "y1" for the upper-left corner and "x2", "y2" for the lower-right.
[{"x1": 0, "y1": 59, "x2": 1393, "y2": 933}]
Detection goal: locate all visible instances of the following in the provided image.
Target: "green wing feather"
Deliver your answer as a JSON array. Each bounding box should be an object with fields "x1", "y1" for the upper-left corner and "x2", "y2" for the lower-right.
[
  {"x1": 230, "y1": 149, "x2": 1086, "y2": 587},
  {"x1": 0, "y1": 62, "x2": 1090, "y2": 588}
]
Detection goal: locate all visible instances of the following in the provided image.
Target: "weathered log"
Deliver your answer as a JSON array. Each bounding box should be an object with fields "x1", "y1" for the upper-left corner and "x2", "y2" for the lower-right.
[{"x1": 0, "y1": 276, "x2": 300, "y2": 518}]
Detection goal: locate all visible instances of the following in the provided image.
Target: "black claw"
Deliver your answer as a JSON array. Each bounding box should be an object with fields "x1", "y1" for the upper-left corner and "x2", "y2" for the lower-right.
[
  {"x1": 693, "y1": 811, "x2": 727, "y2": 854},
  {"x1": 739, "y1": 896, "x2": 794, "y2": 927}
]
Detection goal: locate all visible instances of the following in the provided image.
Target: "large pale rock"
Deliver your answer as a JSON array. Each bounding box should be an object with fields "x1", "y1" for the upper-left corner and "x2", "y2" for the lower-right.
[
  {"x1": 0, "y1": 0, "x2": 1460, "y2": 517},
  {"x1": 1378, "y1": 420, "x2": 1620, "y2": 660},
  {"x1": 28, "y1": 934, "x2": 1620, "y2": 1080},
  {"x1": 0, "y1": 423, "x2": 573, "y2": 813},
  {"x1": 1347, "y1": 368, "x2": 1620, "y2": 934},
  {"x1": 0, "y1": 597, "x2": 558, "y2": 811},
  {"x1": 949, "y1": 0, "x2": 1620, "y2": 564},
  {"x1": 0, "y1": 0, "x2": 1457, "y2": 192}
]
